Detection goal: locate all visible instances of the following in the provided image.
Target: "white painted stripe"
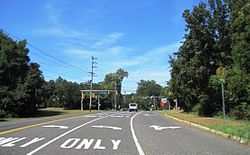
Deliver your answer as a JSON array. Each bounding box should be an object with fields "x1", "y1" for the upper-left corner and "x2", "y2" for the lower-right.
[
  {"x1": 130, "y1": 112, "x2": 145, "y2": 155},
  {"x1": 26, "y1": 112, "x2": 118, "y2": 155}
]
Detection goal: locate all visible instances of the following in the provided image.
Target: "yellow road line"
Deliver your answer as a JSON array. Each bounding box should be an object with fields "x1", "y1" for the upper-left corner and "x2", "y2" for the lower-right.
[{"x1": 0, "y1": 115, "x2": 86, "y2": 135}]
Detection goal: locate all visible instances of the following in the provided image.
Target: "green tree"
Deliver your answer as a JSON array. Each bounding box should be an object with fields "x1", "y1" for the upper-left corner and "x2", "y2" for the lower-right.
[
  {"x1": 226, "y1": 0, "x2": 250, "y2": 120},
  {"x1": 136, "y1": 80, "x2": 162, "y2": 97},
  {"x1": 21, "y1": 63, "x2": 45, "y2": 116},
  {"x1": 0, "y1": 30, "x2": 44, "y2": 117},
  {"x1": 169, "y1": 0, "x2": 232, "y2": 116},
  {"x1": 102, "y1": 68, "x2": 128, "y2": 109}
]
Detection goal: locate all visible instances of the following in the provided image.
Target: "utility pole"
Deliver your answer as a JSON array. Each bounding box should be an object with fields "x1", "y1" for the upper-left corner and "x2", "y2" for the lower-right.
[
  {"x1": 97, "y1": 94, "x2": 100, "y2": 111},
  {"x1": 123, "y1": 90, "x2": 126, "y2": 110},
  {"x1": 89, "y1": 56, "x2": 97, "y2": 111},
  {"x1": 114, "y1": 82, "x2": 117, "y2": 111}
]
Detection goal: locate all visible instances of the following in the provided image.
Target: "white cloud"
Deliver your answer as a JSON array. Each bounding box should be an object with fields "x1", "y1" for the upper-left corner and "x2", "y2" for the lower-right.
[
  {"x1": 66, "y1": 49, "x2": 101, "y2": 59},
  {"x1": 94, "y1": 32, "x2": 124, "y2": 48},
  {"x1": 121, "y1": 68, "x2": 171, "y2": 93},
  {"x1": 117, "y1": 42, "x2": 181, "y2": 92},
  {"x1": 105, "y1": 46, "x2": 132, "y2": 55},
  {"x1": 32, "y1": 27, "x2": 85, "y2": 38},
  {"x1": 113, "y1": 42, "x2": 181, "y2": 68},
  {"x1": 44, "y1": 2, "x2": 61, "y2": 24},
  {"x1": 65, "y1": 45, "x2": 131, "y2": 59}
]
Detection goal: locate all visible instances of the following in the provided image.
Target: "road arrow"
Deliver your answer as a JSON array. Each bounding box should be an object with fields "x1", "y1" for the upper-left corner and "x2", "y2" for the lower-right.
[
  {"x1": 144, "y1": 114, "x2": 156, "y2": 117},
  {"x1": 83, "y1": 115, "x2": 98, "y2": 118},
  {"x1": 42, "y1": 125, "x2": 69, "y2": 129},
  {"x1": 110, "y1": 115, "x2": 124, "y2": 118},
  {"x1": 91, "y1": 125, "x2": 122, "y2": 131},
  {"x1": 150, "y1": 125, "x2": 181, "y2": 131}
]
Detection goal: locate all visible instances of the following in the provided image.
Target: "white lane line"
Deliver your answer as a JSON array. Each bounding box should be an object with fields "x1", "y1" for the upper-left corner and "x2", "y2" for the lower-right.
[
  {"x1": 130, "y1": 112, "x2": 145, "y2": 155},
  {"x1": 26, "y1": 112, "x2": 119, "y2": 155}
]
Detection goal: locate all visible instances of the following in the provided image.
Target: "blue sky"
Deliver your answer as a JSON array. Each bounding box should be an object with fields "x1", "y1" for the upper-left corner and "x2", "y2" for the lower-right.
[{"x1": 0, "y1": 0, "x2": 203, "y2": 93}]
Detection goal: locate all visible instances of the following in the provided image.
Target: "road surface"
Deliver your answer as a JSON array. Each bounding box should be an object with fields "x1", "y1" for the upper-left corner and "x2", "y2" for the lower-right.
[{"x1": 0, "y1": 111, "x2": 249, "y2": 155}]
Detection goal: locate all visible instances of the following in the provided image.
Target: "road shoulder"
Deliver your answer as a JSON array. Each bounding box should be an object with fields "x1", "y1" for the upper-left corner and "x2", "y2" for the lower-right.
[{"x1": 160, "y1": 111, "x2": 249, "y2": 146}]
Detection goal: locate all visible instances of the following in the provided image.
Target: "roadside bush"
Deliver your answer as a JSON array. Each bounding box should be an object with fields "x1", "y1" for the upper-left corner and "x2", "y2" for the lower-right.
[
  {"x1": 229, "y1": 102, "x2": 250, "y2": 120},
  {"x1": 192, "y1": 104, "x2": 201, "y2": 115}
]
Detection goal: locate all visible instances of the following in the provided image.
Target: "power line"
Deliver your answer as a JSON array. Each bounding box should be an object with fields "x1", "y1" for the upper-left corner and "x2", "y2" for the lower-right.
[
  {"x1": 28, "y1": 52, "x2": 82, "y2": 73},
  {"x1": 2, "y1": 29, "x2": 89, "y2": 74},
  {"x1": 41, "y1": 68, "x2": 85, "y2": 81}
]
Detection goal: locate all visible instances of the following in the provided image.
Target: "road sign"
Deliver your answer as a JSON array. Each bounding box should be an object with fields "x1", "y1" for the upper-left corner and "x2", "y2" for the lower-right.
[
  {"x1": 160, "y1": 102, "x2": 165, "y2": 107},
  {"x1": 161, "y1": 98, "x2": 167, "y2": 103},
  {"x1": 216, "y1": 67, "x2": 225, "y2": 83}
]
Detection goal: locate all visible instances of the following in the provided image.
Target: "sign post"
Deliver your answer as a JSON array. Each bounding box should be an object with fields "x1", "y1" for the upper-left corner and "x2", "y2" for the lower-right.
[
  {"x1": 174, "y1": 98, "x2": 178, "y2": 111},
  {"x1": 216, "y1": 67, "x2": 226, "y2": 124}
]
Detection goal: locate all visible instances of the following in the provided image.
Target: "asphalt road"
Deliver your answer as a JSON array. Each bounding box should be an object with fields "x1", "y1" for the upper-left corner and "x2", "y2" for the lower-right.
[{"x1": 0, "y1": 111, "x2": 249, "y2": 155}]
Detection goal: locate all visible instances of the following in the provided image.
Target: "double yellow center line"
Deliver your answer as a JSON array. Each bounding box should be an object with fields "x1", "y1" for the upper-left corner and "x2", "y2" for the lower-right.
[{"x1": 0, "y1": 115, "x2": 86, "y2": 135}]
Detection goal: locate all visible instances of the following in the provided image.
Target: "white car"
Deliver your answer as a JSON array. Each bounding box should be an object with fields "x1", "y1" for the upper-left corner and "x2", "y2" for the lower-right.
[{"x1": 129, "y1": 103, "x2": 138, "y2": 112}]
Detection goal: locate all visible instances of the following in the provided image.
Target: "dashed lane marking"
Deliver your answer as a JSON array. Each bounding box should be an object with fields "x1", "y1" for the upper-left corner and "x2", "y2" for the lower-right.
[
  {"x1": 26, "y1": 112, "x2": 120, "y2": 155},
  {"x1": 0, "y1": 113, "x2": 112, "y2": 135}
]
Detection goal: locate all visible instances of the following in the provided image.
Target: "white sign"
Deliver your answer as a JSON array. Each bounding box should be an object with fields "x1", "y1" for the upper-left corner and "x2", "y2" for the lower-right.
[
  {"x1": 91, "y1": 125, "x2": 122, "y2": 131},
  {"x1": 60, "y1": 138, "x2": 121, "y2": 150},
  {"x1": 150, "y1": 125, "x2": 181, "y2": 131},
  {"x1": 42, "y1": 125, "x2": 69, "y2": 129},
  {"x1": 161, "y1": 98, "x2": 167, "y2": 103}
]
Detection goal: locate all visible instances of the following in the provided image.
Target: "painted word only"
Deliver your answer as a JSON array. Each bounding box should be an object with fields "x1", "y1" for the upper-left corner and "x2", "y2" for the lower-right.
[
  {"x1": 60, "y1": 138, "x2": 121, "y2": 150},
  {"x1": 0, "y1": 137, "x2": 45, "y2": 147}
]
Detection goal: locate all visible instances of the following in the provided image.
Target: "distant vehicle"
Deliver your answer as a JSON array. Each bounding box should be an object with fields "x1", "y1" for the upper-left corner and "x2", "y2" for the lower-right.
[{"x1": 129, "y1": 103, "x2": 138, "y2": 112}]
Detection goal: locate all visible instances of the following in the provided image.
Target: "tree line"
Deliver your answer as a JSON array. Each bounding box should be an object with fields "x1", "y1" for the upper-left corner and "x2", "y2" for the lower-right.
[
  {"x1": 168, "y1": 0, "x2": 250, "y2": 120},
  {"x1": 0, "y1": 29, "x2": 163, "y2": 117},
  {"x1": 1, "y1": 0, "x2": 249, "y2": 119},
  {"x1": 0, "y1": 30, "x2": 131, "y2": 117}
]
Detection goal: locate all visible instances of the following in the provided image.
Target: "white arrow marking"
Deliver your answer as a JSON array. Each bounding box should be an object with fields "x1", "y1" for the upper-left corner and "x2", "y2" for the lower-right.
[
  {"x1": 144, "y1": 114, "x2": 156, "y2": 117},
  {"x1": 150, "y1": 125, "x2": 181, "y2": 131},
  {"x1": 91, "y1": 125, "x2": 122, "y2": 131},
  {"x1": 83, "y1": 115, "x2": 98, "y2": 118},
  {"x1": 110, "y1": 115, "x2": 124, "y2": 118},
  {"x1": 42, "y1": 125, "x2": 69, "y2": 129}
]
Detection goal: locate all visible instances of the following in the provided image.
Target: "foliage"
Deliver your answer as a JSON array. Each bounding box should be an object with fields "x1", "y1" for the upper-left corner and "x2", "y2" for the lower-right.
[
  {"x1": 135, "y1": 80, "x2": 162, "y2": 110},
  {"x1": 0, "y1": 31, "x2": 44, "y2": 117},
  {"x1": 102, "y1": 68, "x2": 128, "y2": 109},
  {"x1": 136, "y1": 80, "x2": 162, "y2": 97},
  {"x1": 229, "y1": 102, "x2": 250, "y2": 120},
  {"x1": 168, "y1": 0, "x2": 249, "y2": 119},
  {"x1": 226, "y1": 0, "x2": 250, "y2": 120},
  {"x1": 41, "y1": 68, "x2": 128, "y2": 111}
]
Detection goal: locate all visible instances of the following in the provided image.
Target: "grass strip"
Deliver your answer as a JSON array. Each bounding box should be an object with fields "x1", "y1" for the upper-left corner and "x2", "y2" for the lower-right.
[{"x1": 159, "y1": 110, "x2": 250, "y2": 143}]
